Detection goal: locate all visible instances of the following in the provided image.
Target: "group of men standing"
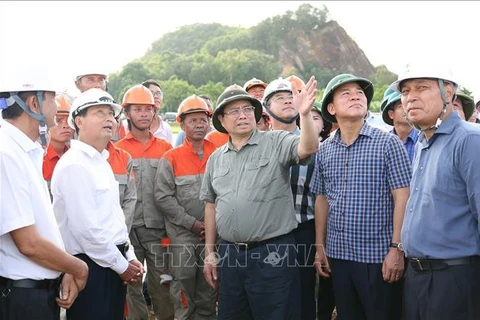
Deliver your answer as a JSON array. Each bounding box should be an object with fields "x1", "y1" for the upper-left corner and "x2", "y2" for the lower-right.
[{"x1": 1, "y1": 60, "x2": 480, "y2": 320}]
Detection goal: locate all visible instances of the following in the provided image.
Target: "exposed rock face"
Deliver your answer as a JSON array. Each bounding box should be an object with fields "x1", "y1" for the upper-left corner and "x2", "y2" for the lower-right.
[{"x1": 279, "y1": 20, "x2": 375, "y2": 79}]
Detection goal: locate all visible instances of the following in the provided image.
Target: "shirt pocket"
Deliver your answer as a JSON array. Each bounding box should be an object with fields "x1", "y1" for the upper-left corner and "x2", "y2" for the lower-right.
[
  {"x1": 212, "y1": 166, "x2": 230, "y2": 194},
  {"x1": 244, "y1": 158, "x2": 271, "y2": 190},
  {"x1": 176, "y1": 176, "x2": 199, "y2": 199}
]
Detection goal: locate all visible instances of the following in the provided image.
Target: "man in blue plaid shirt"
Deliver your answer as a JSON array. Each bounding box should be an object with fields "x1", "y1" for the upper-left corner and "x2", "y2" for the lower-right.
[{"x1": 311, "y1": 73, "x2": 411, "y2": 320}]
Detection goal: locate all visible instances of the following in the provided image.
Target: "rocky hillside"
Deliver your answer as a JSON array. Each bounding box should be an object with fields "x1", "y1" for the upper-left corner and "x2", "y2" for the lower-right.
[{"x1": 279, "y1": 20, "x2": 375, "y2": 79}]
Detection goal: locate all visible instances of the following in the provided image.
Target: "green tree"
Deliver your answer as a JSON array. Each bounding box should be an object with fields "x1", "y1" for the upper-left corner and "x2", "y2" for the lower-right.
[{"x1": 374, "y1": 65, "x2": 397, "y2": 86}]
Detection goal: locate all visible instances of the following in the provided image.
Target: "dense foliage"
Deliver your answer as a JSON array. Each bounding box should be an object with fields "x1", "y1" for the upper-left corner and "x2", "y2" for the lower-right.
[{"x1": 108, "y1": 4, "x2": 397, "y2": 113}]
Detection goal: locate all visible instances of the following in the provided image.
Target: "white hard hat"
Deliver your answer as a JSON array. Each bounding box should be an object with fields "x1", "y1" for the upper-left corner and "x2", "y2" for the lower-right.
[
  {"x1": 0, "y1": 70, "x2": 58, "y2": 94},
  {"x1": 390, "y1": 62, "x2": 458, "y2": 93},
  {"x1": 68, "y1": 88, "x2": 121, "y2": 128},
  {"x1": 262, "y1": 78, "x2": 292, "y2": 105}
]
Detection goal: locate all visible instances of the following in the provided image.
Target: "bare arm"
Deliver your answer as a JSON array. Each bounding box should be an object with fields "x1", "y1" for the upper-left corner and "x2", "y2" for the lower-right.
[
  {"x1": 314, "y1": 195, "x2": 331, "y2": 277},
  {"x1": 295, "y1": 76, "x2": 319, "y2": 159},
  {"x1": 10, "y1": 225, "x2": 88, "y2": 281},
  {"x1": 203, "y1": 201, "x2": 218, "y2": 289},
  {"x1": 382, "y1": 187, "x2": 409, "y2": 283}
]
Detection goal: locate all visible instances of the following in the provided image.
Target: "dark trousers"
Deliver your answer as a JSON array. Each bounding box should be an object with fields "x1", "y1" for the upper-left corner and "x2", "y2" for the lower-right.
[
  {"x1": 404, "y1": 257, "x2": 480, "y2": 320},
  {"x1": 293, "y1": 220, "x2": 316, "y2": 320},
  {"x1": 0, "y1": 284, "x2": 59, "y2": 320},
  {"x1": 317, "y1": 275, "x2": 335, "y2": 320},
  {"x1": 67, "y1": 253, "x2": 127, "y2": 320},
  {"x1": 330, "y1": 259, "x2": 401, "y2": 320},
  {"x1": 218, "y1": 233, "x2": 301, "y2": 320}
]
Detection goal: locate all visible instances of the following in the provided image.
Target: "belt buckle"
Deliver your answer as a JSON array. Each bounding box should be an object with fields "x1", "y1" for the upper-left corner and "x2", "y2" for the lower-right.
[
  {"x1": 236, "y1": 242, "x2": 248, "y2": 250},
  {"x1": 1, "y1": 287, "x2": 11, "y2": 301},
  {"x1": 411, "y1": 258, "x2": 424, "y2": 271}
]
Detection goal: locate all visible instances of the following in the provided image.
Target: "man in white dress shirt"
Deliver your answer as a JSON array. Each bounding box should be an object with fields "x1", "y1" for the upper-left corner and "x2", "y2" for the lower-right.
[
  {"x1": 51, "y1": 88, "x2": 143, "y2": 320},
  {"x1": 0, "y1": 72, "x2": 89, "y2": 320}
]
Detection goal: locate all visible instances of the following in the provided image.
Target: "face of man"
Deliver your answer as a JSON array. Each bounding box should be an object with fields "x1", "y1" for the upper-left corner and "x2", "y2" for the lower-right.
[
  {"x1": 247, "y1": 86, "x2": 265, "y2": 100},
  {"x1": 181, "y1": 112, "x2": 210, "y2": 142},
  {"x1": 268, "y1": 91, "x2": 296, "y2": 120},
  {"x1": 219, "y1": 99, "x2": 256, "y2": 136},
  {"x1": 49, "y1": 115, "x2": 74, "y2": 144},
  {"x1": 256, "y1": 115, "x2": 270, "y2": 131},
  {"x1": 311, "y1": 110, "x2": 324, "y2": 137},
  {"x1": 75, "y1": 74, "x2": 107, "y2": 93},
  {"x1": 388, "y1": 101, "x2": 409, "y2": 126},
  {"x1": 327, "y1": 82, "x2": 367, "y2": 122},
  {"x1": 147, "y1": 84, "x2": 163, "y2": 110},
  {"x1": 400, "y1": 78, "x2": 455, "y2": 127},
  {"x1": 41, "y1": 91, "x2": 59, "y2": 129},
  {"x1": 125, "y1": 104, "x2": 155, "y2": 131},
  {"x1": 75, "y1": 105, "x2": 115, "y2": 142},
  {"x1": 452, "y1": 97, "x2": 466, "y2": 120}
]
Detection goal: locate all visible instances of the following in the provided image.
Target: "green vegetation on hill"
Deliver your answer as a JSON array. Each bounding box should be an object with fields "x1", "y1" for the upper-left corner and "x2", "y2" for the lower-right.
[{"x1": 108, "y1": 3, "x2": 397, "y2": 113}]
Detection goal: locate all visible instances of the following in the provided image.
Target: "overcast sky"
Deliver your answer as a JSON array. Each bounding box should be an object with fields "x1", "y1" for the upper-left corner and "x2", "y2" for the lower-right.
[{"x1": 1, "y1": 1, "x2": 478, "y2": 97}]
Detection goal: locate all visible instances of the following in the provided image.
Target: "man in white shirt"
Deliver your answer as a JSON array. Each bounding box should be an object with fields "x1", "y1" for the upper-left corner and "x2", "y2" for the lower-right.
[
  {"x1": 52, "y1": 88, "x2": 143, "y2": 320},
  {"x1": 0, "y1": 73, "x2": 88, "y2": 320}
]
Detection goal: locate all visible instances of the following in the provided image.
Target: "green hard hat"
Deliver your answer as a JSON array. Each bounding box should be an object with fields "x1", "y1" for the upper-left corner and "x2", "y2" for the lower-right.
[
  {"x1": 455, "y1": 93, "x2": 475, "y2": 120},
  {"x1": 213, "y1": 85, "x2": 262, "y2": 133},
  {"x1": 381, "y1": 87, "x2": 402, "y2": 126},
  {"x1": 321, "y1": 73, "x2": 374, "y2": 123}
]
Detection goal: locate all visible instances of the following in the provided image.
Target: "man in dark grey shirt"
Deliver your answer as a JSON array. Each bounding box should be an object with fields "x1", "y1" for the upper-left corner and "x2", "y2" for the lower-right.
[{"x1": 200, "y1": 77, "x2": 318, "y2": 320}]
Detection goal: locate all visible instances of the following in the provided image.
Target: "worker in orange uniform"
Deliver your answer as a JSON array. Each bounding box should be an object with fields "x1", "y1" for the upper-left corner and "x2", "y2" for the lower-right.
[
  {"x1": 42, "y1": 95, "x2": 75, "y2": 195},
  {"x1": 154, "y1": 95, "x2": 217, "y2": 320},
  {"x1": 115, "y1": 84, "x2": 174, "y2": 320}
]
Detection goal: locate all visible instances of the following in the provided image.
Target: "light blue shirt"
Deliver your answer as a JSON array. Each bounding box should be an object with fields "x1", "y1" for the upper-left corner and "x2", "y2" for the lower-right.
[{"x1": 402, "y1": 112, "x2": 480, "y2": 259}]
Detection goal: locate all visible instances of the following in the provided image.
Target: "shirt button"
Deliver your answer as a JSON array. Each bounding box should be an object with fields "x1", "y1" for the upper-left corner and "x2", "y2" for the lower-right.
[
  {"x1": 415, "y1": 187, "x2": 419, "y2": 191},
  {"x1": 410, "y1": 208, "x2": 413, "y2": 212}
]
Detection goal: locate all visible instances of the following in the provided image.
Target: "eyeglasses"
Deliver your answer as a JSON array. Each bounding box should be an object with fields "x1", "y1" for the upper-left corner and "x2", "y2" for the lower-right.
[
  {"x1": 151, "y1": 91, "x2": 163, "y2": 97},
  {"x1": 224, "y1": 106, "x2": 255, "y2": 118}
]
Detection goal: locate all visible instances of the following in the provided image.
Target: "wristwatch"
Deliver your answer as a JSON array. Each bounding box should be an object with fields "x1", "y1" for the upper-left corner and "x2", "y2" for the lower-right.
[{"x1": 389, "y1": 242, "x2": 404, "y2": 252}]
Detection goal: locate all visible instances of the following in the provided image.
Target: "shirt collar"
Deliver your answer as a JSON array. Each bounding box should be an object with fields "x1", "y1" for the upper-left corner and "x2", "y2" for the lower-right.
[
  {"x1": 0, "y1": 120, "x2": 42, "y2": 153},
  {"x1": 224, "y1": 129, "x2": 259, "y2": 153},
  {"x1": 390, "y1": 127, "x2": 420, "y2": 143},
  {"x1": 70, "y1": 139, "x2": 109, "y2": 160},
  {"x1": 45, "y1": 143, "x2": 69, "y2": 160},
  {"x1": 333, "y1": 121, "x2": 373, "y2": 144},
  {"x1": 434, "y1": 111, "x2": 462, "y2": 135}
]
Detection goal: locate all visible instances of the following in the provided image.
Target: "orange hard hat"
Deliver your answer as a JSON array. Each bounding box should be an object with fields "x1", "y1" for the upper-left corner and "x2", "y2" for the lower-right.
[
  {"x1": 286, "y1": 75, "x2": 306, "y2": 92},
  {"x1": 122, "y1": 84, "x2": 154, "y2": 108},
  {"x1": 55, "y1": 95, "x2": 71, "y2": 117},
  {"x1": 176, "y1": 95, "x2": 212, "y2": 123}
]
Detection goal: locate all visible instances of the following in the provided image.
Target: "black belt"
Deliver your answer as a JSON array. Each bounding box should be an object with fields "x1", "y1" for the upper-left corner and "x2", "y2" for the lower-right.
[
  {"x1": 409, "y1": 256, "x2": 478, "y2": 271},
  {"x1": 228, "y1": 233, "x2": 290, "y2": 251},
  {"x1": 117, "y1": 242, "x2": 129, "y2": 255},
  {"x1": 0, "y1": 276, "x2": 61, "y2": 290}
]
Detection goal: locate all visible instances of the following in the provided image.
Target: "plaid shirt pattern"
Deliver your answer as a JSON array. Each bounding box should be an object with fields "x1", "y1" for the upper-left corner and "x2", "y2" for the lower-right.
[
  {"x1": 290, "y1": 127, "x2": 316, "y2": 223},
  {"x1": 311, "y1": 123, "x2": 411, "y2": 263}
]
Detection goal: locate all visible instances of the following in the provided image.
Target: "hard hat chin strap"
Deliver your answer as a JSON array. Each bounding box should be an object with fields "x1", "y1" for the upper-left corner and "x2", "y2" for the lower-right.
[
  {"x1": 265, "y1": 106, "x2": 299, "y2": 124},
  {"x1": 11, "y1": 92, "x2": 48, "y2": 146}
]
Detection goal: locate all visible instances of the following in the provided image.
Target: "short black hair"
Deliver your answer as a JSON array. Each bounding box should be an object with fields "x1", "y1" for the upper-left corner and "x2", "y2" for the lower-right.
[
  {"x1": 0, "y1": 91, "x2": 45, "y2": 120},
  {"x1": 142, "y1": 79, "x2": 162, "y2": 91}
]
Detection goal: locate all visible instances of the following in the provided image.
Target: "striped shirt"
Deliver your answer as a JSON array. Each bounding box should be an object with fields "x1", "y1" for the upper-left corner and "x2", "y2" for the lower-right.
[{"x1": 311, "y1": 123, "x2": 411, "y2": 263}]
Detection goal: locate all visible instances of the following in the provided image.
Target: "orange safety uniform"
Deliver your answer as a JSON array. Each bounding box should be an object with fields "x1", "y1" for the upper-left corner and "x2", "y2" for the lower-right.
[
  {"x1": 154, "y1": 138, "x2": 217, "y2": 319},
  {"x1": 205, "y1": 130, "x2": 229, "y2": 149},
  {"x1": 106, "y1": 140, "x2": 137, "y2": 232},
  {"x1": 43, "y1": 144, "x2": 69, "y2": 182}
]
